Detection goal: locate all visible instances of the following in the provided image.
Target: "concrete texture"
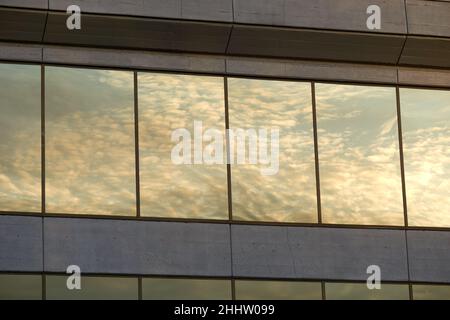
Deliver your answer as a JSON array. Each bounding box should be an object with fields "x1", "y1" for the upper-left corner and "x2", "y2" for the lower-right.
[
  {"x1": 408, "y1": 231, "x2": 450, "y2": 283},
  {"x1": 406, "y1": 0, "x2": 450, "y2": 37},
  {"x1": 0, "y1": 215, "x2": 43, "y2": 272},
  {"x1": 0, "y1": 0, "x2": 47, "y2": 9},
  {"x1": 0, "y1": 7, "x2": 47, "y2": 42},
  {"x1": 0, "y1": 42, "x2": 42, "y2": 62},
  {"x1": 231, "y1": 225, "x2": 409, "y2": 281},
  {"x1": 400, "y1": 36, "x2": 450, "y2": 68},
  {"x1": 398, "y1": 67, "x2": 450, "y2": 87},
  {"x1": 43, "y1": 46, "x2": 226, "y2": 73},
  {"x1": 49, "y1": 0, "x2": 234, "y2": 22},
  {"x1": 233, "y1": 0, "x2": 407, "y2": 34},
  {"x1": 44, "y1": 218, "x2": 232, "y2": 276}
]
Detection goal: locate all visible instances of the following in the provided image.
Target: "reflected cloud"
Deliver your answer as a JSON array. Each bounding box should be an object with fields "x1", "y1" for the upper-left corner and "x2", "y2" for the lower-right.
[
  {"x1": 45, "y1": 67, "x2": 136, "y2": 215},
  {"x1": 325, "y1": 283, "x2": 409, "y2": 300},
  {"x1": 228, "y1": 78, "x2": 317, "y2": 223},
  {"x1": 401, "y1": 88, "x2": 450, "y2": 227},
  {"x1": 0, "y1": 64, "x2": 41, "y2": 212},
  {"x1": 235, "y1": 281, "x2": 322, "y2": 300},
  {"x1": 138, "y1": 73, "x2": 228, "y2": 219},
  {"x1": 316, "y1": 84, "x2": 404, "y2": 226}
]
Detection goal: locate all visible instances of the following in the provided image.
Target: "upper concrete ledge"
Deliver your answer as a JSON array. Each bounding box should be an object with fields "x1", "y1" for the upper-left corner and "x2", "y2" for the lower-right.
[
  {"x1": 407, "y1": 0, "x2": 450, "y2": 37},
  {"x1": 0, "y1": 0, "x2": 47, "y2": 9}
]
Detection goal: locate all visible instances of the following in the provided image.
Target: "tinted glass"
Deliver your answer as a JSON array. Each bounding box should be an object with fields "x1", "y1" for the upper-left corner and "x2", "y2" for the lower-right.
[
  {"x1": 235, "y1": 280, "x2": 322, "y2": 300},
  {"x1": 0, "y1": 64, "x2": 41, "y2": 212},
  {"x1": 400, "y1": 88, "x2": 450, "y2": 227},
  {"x1": 142, "y1": 278, "x2": 231, "y2": 300},
  {"x1": 316, "y1": 84, "x2": 403, "y2": 225},
  {"x1": 228, "y1": 78, "x2": 317, "y2": 222},
  {"x1": 413, "y1": 284, "x2": 450, "y2": 300},
  {"x1": 45, "y1": 67, "x2": 136, "y2": 215},
  {"x1": 325, "y1": 282, "x2": 409, "y2": 300},
  {"x1": 0, "y1": 274, "x2": 42, "y2": 300},
  {"x1": 138, "y1": 73, "x2": 228, "y2": 219},
  {"x1": 45, "y1": 275, "x2": 138, "y2": 300}
]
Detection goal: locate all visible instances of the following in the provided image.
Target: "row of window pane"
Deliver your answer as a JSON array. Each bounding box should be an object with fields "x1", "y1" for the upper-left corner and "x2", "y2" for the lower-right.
[
  {"x1": 1, "y1": 274, "x2": 449, "y2": 300},
  {"x1": 0, "y1": 63, "x2": 449, "y2": 227}
]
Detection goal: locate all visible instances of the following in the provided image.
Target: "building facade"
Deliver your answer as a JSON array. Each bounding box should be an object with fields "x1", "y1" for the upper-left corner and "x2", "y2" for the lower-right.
[{"x1": 0, "y1": 0, "x2": 449, "y2": 300}]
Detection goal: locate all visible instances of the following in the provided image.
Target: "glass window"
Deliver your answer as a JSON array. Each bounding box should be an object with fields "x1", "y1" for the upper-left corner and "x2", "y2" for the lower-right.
[
  {"x1": 45, "y1": 67, "x2": 136, "y2": 216},
  {"x1": 138, "y1": 73, "x2": 228, "y2": 219},
  {"x1": 228, "y1": 78, "x2": 317, "y2": 223},
  {"x1": 413, "y1": 284, "x2": 450, "y2": 300},
  {"x1": 400, "y1": 88, "x2": 450, "y2": 227},
  {"x1": 45, "y1": 275, "x2": 138, "y2": 300},
  {"x1": 235, "y1": 280, "x2": 322, "y2": 300},
  {"x1": 325, "y1": 282, "x2": 409, "y2": 300},
  {"x1": 0, "y1": 274, "x2": 42, "y2": 300},
  {"x1": 0, "y1": 63, "x2": 41, "y2": 212},
  {"x1": 142, "y1": 278, "x2": 231, "y2": 300},
  {"x1": 316, "y1": 84, "x2": 403, "y2": 225}
]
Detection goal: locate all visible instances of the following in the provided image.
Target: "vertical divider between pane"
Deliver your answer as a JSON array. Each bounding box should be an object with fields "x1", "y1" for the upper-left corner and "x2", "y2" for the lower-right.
[
  {"x1": 396, "y1": 86, "x2": 408, "y2": 227},
  {"x1": 41, "y1": 65, "x2": 46, "y2": 300},
  {"x1": 311, "y1": 82, "x2": 322, "y2": 224},
  {"x1": 134, "y1": 72, "x2": 141, "y2": 217},
  {"x1": 224, "y1": 77, "x2": 232, "y2": 221}
]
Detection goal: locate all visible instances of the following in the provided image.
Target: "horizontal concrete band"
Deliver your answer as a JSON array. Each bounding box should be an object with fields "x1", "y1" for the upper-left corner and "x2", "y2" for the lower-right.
[
  {"x1": 1, "y1": 42, "x2": 450, "y2": 88},
  {"x1": 0, "y1": 215, "x2": 449, "y2": 283},
  {"x1": 0, "y1": 4, "x2": 450, "y2": 68}
]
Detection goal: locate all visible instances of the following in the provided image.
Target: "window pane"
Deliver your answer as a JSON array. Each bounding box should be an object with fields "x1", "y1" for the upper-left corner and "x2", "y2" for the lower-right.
[
  {"x1": 45, "y1": 275, "x2": 138, "y2": 300},
  {"x1": 0, "y1": 64, "x2": 41, "y2": 212},
  {"x1": 400, "y1": 88, "x2": 450, "y2": 227},
  {"x1": 325, "y1": 282, "x2": 409, "y2": 300},
  {"x1": 235, "y1": 280, "x2": 322, "y2": 300},
  {"x1": 0, "y1": 274, "x2": 42, "y2": 300},
  {"x1": 413, "y1": 284, "x2": 450, "y2": 300},
  {"x1": 138, "y1": 73, "x2": 228, "y2": 219},
  {"x1": 45, "y1": 67, "x2": 136, "y2": 215},
  {"x1": 142, "y1": 278, "x2": 231, "y2": 300},
  {"x1": 316, "y1": 84, "x2": 403, "y2": 225},
  {"x1": 228, "y1": 78, "x2": 317, "y2": 223}
]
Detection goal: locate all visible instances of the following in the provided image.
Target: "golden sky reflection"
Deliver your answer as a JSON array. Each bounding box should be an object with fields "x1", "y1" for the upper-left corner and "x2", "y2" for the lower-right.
[
  {"x1": 45, "y1": 67, "x2": 136, "y2": 215},
  {"x1": 0, "y1": 64, "x2": 41, "y2": 212},
  {"x1": 235, "y1": 280, "x2": 322, "y2": 300},
  {"x1": 325, "y1": 282, "x2": 409, "y2": 300},
  {"x1": 316, "y1": 84, "x2": 404, "y2": 226},
  {"x1": 138, "y1": 73, "x2": 228, "y2": 219},
  {"x1": 401, "y1": 88, "x2": 450, "y2": 227},
  {"x1": 228, "y1": 78, "x2": 317, "y2": 223}
]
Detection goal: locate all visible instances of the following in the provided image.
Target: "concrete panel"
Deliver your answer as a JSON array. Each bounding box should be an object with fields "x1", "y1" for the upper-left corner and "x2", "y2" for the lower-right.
[
  {"x1": 408, "y1": 230, "x2": 450, "y2": 283},
  {"x1": 49, "y1": 0, "x2": 233, "y2": 22},
  {"x1": 43, "y1": 46, "x2": 225, "y2": 73},
  {"x1": 406, "y1": 0, "x2": 450, "y2": 37},
  {"x1": 398, "y1": 67, "x2": 450, "y2": 87},
  {"x1": 233, "y1": 0, "x2": 407, "y2": 34},
  {"x1": 0, "y1": 215, "x2": 43, "y2": 272},
  {"x1": 0, "y1": 42, "x2": 42, "y2": 62},
  {"x1": 0, "y1": 7, "x2": 47, "y2": 42},
  {"x1": 44, "y1": 12, "x2": 231, "y2": 54},
  {"x1": 44, "y1": 217, "x2": 231, "y2": 276},
  {"x1": 0, "y1": 0, "x2": 47, "y2": 9},
  {"x1": 400, "y1": 36, "x2": 450, "y2": 68},
  {"x1": 226, "y1": 57, "x2": 398, "y2": 84},
  {"x1": 228, "y1": 25, "x2": 405, "y2": 64},
  {"x1": 232, "y1": 225, "x2": 409, "y2": 281}
]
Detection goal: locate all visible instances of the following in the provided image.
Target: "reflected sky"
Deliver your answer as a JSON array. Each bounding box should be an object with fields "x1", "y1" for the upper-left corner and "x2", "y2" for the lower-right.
[
  {"x1": 229, "y1": 78, "x2": 317, "y2": 223},
  {"x1": 235, "y1": 281, "x2": 322, "y2": 300},
  {"x1": 400, "y1": 88, "x2": 450, "y2": 228},
  {"x1": 0, "y1": 274, "x2": 42, "y2": 300},
  {"x1": 412, "y1": 285, "x2": 450, "y2": 300},
  {"x1": 138, "y1": 73, "x2": 228, "y2": 219},
  {"x1": 45, "y1": 67, "x2": 136, "y2": 215},
  {"x1": 0, "y1": 64, "x2": 41, "y2": 212},
  {"x1": 142, "y1": 278, "x2": 231, "y2": 300},
  {"x1": 325, "y1": 282, "x2": 409, "y2": 300},
  {"x1": 46, "y1": 275, "x2": 138, "y2": 300},
  {"x1": 316, "y1": 84, "x2": 404, "y2": 226}
]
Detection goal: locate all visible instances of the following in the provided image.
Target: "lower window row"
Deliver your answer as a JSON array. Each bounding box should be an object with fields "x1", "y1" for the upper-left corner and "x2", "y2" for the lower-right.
[{"x1": 1, "y1": 274, "x2": 449, "y2": 300}]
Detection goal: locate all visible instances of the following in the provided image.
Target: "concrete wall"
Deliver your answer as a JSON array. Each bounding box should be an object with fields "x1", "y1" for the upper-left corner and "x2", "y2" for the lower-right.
[{"x1": 0, "y1": 215, "x2": 449, "y2": 283}]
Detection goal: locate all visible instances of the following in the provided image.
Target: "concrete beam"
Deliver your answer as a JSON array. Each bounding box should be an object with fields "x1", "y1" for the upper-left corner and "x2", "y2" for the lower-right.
[
  {"x1": 0, "y1": 0, "x2": 47, "y2": 9},
  {"x1": 44, "y1": 217, "x2": 232, "y2": 277},
  {"x1": 233, "y1": 0, "x2": 407, "y2": 34},
  {"x1": 400, "y1": 36, "x2": 450, "y2": 68},
  {"x1": 406, "y1": 0, "x2": 450, "y2": 37},
  {"x1": 398, "y1": 67, "x2": 450, "y2": 87},
  {"x1": 0, "y1": 42, "x2": 42, "y2": 62},
  {"x1": 408, "y1": 230, "x2": 450, "y2": 284},
  {"x1": 0, "y1": 7, "x2": 47, "y2": 42},
  {"x1": 231, "y1": 225, "x2": 409, "y2": 281},
  {"x1": 0, "y1": 215, "x2": 43, "y2": 272}
]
